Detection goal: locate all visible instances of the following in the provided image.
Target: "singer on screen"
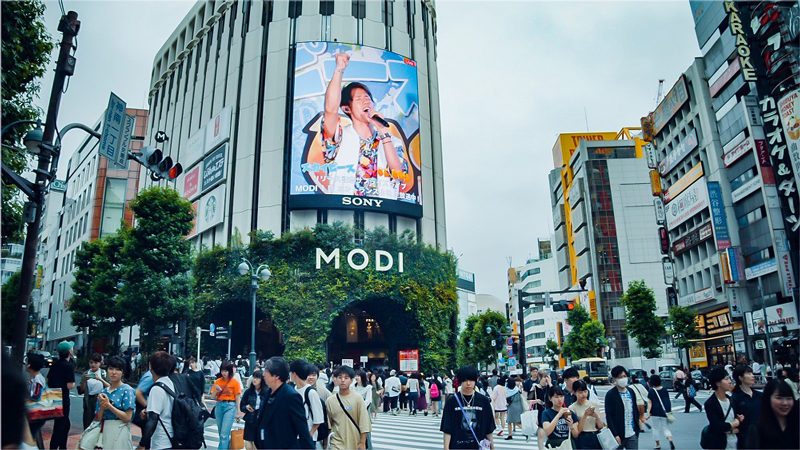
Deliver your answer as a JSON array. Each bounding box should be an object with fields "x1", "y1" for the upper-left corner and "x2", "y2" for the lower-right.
[{"x1": 321, "y1": 52, "x2": 409, "y2": 199}]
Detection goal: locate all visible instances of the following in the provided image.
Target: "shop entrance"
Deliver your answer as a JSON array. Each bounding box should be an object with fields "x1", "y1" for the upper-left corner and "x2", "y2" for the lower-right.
[{"x1": 328, "y1": 298, "x2": 420, "y2": 370}]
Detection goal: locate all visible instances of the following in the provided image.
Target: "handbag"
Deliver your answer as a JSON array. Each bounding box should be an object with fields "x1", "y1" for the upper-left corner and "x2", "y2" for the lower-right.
[
  {"x1": 26, "y1": 387, "x2": 64, "y2": 421},
  {"x1": 688, "y1": 384, "x2": 697, "y2": 398},
  {"x1": 700, "y1": 399, "x2": 732, "y2": 449},
  {"x1": 597, "y1": 427, "x2": 619, "y2": 450},
  {"x1": 521, "y1": 410, "x2": 539, "y2": 436},
  {"x1": 230, "y1": 421, "x2": 245, "y2": 449},
  {"x1": 453, "y1": 393, "x2": 491, "y2": 450},
  {"x1": 654, "y1": 389, "x2": 675, "y2": 424},
  {"x1": 336, "y1": 394, "x2": 369, "y2": 449},
  {"x1": 78, "y1": 420, "x2": 104, "y2": 450}
]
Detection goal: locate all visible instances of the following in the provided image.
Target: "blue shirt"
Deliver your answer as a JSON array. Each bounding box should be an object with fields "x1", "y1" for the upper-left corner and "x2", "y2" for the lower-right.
[
  {"x1": 620, "y1": 390, "x2": 635, "y2": 438},
  {"x1": 137, "y1": 371, "x2": 154, "y2": 398},
  {"x1": 95, "y1": 384, "x2": 136, "y2": 420}
]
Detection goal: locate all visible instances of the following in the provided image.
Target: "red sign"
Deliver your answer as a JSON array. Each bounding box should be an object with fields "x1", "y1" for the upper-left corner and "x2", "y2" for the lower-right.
[
  {"x1": 399, "y1": 349, "x2": 419, "y2": 373},
  {"x1": 723, "y1": 136, "x2": 754, "y2": 167},
  {"x1": 709, "y1": 58, "x2": 741, "y2": 98},
  {"x1": 182, "y1": 165, "x2": 201, "y2": 199},
  {"x1": 754, "y1": 140, "x2": 776, "y2": 185}
]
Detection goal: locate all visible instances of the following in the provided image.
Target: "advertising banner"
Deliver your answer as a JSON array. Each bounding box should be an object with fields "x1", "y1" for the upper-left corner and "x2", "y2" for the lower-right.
[
  {"x1": 183, "y1": 128, "x2": 206, "y2": 170},
  {"x1": 728, "y1": 288, "x2": 743, "y2": 318},
  {"x1": 664, "y1": 162, "x2": 703, "y2": 203},
  {"x1": 289, "y1": 42, "x2": 422, "y2": 217},
  {"x1": 689, "y1": 342, "x2": 708, "y2": 368},
  {"x1": 205, "y1": 106, "x2": 232, "y2": 153},
  {"x1": 727, "y1": 247, "x2": 745, "y2": 282},
  {"x1": 707, "y1": 181, "x2": 731, "y2": 250},
  {"x1": 202, "y1": 143, "x2": 227, "y2": 192},
  {"x1": 777, "y1": 90, "x2": 800, "y2": 193},
  {"x1": 723, "y1": 135, "x2": 754, "y2": 167},
  {"x1": 399, "y1": 349, "x2": 419, "y2": 372},
  {"x1": 731, "y1": 176, "x2": 761, "y2": 203},
  {"x1": 658, "y1": 128, "x2": 698, "y2": 175},
  {"x1": 709, "y1": 58, "x2": 741, "y2": 98},
  {"x1": 752, "y1": 304, "x2": 800, "y2": 334},
  {"x1": 552, "y1": 132, "x2": 617, "y2": 168},
  {"x1": 187, "y1": 201, "x2": 199, "y2": 239},
  {"x1": 181, "y1": 165, "x2": 201, "y2": 200},
  {"x1": 654, "y1": 197, "x2": 665, "y2": 224},
  {"x1": 774, "y1": 230, "x2": 796, "y2": 297},
  {"x1": 744, "y1": 258, "x2": 778, "y2": 280},
  {"x1": 678, "y1": 286, "x2": 714, "y2": 307},
  {"x1": 673, "y1": 222, "x2": 713, "y2": 255},
  {"x1": 197, "y1": 184, "x2": 226, "y2": 234},
  {"x1": 666, "y1": 179, "x2": 709, "y2": 229},
  {"x1": 653, "y1": 77, "x2": 689, "y2": 136}
]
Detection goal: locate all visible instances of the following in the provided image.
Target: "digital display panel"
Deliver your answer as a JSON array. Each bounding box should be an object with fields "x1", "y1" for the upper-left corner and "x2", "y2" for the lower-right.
[{"x1": 289, "y1": 42, "x2": 422, "y2": 217}]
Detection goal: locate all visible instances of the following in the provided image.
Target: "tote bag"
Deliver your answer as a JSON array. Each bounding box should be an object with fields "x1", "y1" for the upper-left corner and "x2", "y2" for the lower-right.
[
  {"x1": 27, "y1": 386, "x2": 64, "y2": 421},
  {"x1": 597, "y1": 427, "x2": 619, "y2": 450}
]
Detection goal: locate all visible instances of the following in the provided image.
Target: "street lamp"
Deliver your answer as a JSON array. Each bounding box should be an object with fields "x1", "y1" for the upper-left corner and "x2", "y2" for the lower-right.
[{"x1": 238, "y1": 259, "x2": 271, "y2": 376}]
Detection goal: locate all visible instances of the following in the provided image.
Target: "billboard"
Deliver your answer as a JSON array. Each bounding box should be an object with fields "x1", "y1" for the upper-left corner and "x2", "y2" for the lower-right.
[
  {"x1": 289, "y1": 42, "x2": 422, "y2": 217},
  {"x1": 551, "y1": 132, "x2": 617, "y2": 168},
  {"x1": 665, "y1": 179, "x2": 709, "y2": 230},
  {"x1": 653, "y1": 77, "x2": 689, "y2": 136}
]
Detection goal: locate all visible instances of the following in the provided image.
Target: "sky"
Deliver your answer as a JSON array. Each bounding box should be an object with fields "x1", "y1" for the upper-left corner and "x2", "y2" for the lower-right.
[{"x1": 33, "y1": 0, "x2": 702, "y2": 301}]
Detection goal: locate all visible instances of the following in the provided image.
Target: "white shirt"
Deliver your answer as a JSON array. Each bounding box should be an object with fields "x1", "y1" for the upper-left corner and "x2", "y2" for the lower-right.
[
  {"x1": 445, "y1": 379, "x2": 454, "y2": 394},
  {"x1": 147, "y1": 377, "x2": 174, "y2": 450},
  {"x1": 620, "y1": 389, "x2": 635, "y2": 439},
  {"x1": 407, "y1": 378, "x2": 419, "y2": 393},
  {"x1": 752, "y1": 362, "x2": 761, "y2": 373},
  {"x1": 85, "y1": 368, "x2": 106, "y2": 396},
  {"x1": 718, "y1": 397, "x2": 737, "y2": 450},
  {"x1": 354, "y1": 384, "x2": 373, "y2": 408},
  {"x1": 297, "y1": 384, "x2": 324, "y2": 441},
  {"x1": 384, "y1": 376, "x2": 401, "y2": 398}
]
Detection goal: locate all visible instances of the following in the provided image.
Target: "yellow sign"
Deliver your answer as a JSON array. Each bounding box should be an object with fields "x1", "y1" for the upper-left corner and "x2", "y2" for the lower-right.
[
  {"x1": 650, "y1": 170, "x2": 662, "y2": 196},
  {"x1": 690, "y1": 342, "x2": 708, "y2": 368},
  {"x1": 664, "y1": 162, "x2": 704, "y2": 203},
  {"x1": 552, "y1": 132, "x2": 617, "y2": 168}
]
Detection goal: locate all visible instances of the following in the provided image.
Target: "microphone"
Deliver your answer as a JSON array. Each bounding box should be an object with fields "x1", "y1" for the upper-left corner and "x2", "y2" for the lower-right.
[{"x1": 368, "y1": 110, "x2": 390, "y2": 128}]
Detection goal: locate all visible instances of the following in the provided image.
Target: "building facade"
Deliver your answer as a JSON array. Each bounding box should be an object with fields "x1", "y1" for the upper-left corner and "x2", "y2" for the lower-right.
[
  {"x1": 37, "y1": 109, "x2": 147, "y2": 353},
  {"x1": 456, "y1": 268, "x2": 476, "y2": 332},
  {"x1": 549, "y1": 133, "x2": 671, "y2": 366},
  {"x1": 140, "y1": 0, "x2": 446, "y2": 250}
]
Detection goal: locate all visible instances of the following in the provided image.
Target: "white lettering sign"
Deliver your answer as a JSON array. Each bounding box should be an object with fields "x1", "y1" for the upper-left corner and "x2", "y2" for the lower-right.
[
  {"x1": 316, "y1": 248, "x2": 404, "y2": 272},
  {"x1": 342, "y1": 197, "x2": 384, "y2": 208},
  {"x1": 666, "y1": 180, "x2": 709, "y2": 230}
]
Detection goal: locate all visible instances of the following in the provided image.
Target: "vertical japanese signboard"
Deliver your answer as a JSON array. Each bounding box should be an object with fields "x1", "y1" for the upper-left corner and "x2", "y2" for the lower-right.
[
  {"x1": 99, "y1": 93, "x2": 129, "y2": 168},
  {"x1": 707, "y1": 182, "x2": 731, "y2": 250}
]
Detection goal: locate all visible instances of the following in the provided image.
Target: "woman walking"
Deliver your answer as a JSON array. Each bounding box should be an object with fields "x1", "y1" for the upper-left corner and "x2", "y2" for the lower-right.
[
  {"x1": 504, "y1": 377, "x2": 524, "y2": 440},
  {"x1": 531, "y1": 371, "x2": 552, "y2": 450},
  {"x1": 745, "y1": 379, "x2": 799, "y2": 449},
  {"x1": 684, "y1": 371, "x2": 704, "y2": 413},
  {"x1": 490, "y1": 376, "x2": 508, "y2": 436},
  {"x1": 542, "y1": 387, "x2": 574, "y2": 450},
  {"x1": 569, "y1": 380, "x2": 605, "y2": 449},
  {"x1": 417, "y1": 374, "x2": 429, "y2": 416},
  {"x1": 94, "y1": 356, "x2": 135, "y2": 449},
  {"x1": 704, "y1": 367, "x2": 745, "y2": 450},
  {"x1": 211, "y1": 361, "x2": 244, "y2": 450},
  {"x1": 26, "y1": 352, "x2": 48, "y2": 447},
  {"x1": 369, "y1": 372, "x2": 383, "y2": 420},
  {"x1": 240, "y1": 370, "x2": 267, "y2": 450},
  {"x1": 406, "y1": 372, "x2": 420, "y2": 415},
  {"x1": 646, "y1": 375, "x2": 674, "y2": 450},
  {"x1": 184, "y1": 356, "x2": 207, "y2": 401},
  {"x1": 354, "y1": 370, "x2": 374, "y2": 413}
]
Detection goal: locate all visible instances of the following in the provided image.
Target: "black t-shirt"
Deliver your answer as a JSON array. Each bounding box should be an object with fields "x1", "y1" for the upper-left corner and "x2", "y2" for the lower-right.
[
  {"x1": 440, "y1": 392, "x2": 495, "y2": 449},
  {"x1": 47, "y1": 358, "x2": 75, "y2": 407},
  {"x1": 542, "y1": 408, "x2": 571, "y2": 440}
]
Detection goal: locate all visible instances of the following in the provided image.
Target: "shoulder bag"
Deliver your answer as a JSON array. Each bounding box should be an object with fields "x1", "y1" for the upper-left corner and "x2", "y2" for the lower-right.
[
  {"x1": 336, "y1": 394, "x2": 369, "y2": 449},
  {"x1": 597, "y1": 427, "x2": 618, "y2": 450},
  {"x1": 655, "y1": 389, "x2": 675, "y2": 424},
  {"x1": 700, "y1": 398, "x2": 731, "y2": 449},
  {"x1": 77, "y1": 419, "x2": 104, "y2": 450},
  {"x1": 453, "y1": 393, "x2": 492, "y2": 450},
  {"x1": 26, "y1": 380, "x2": 64, "y2": 421}
]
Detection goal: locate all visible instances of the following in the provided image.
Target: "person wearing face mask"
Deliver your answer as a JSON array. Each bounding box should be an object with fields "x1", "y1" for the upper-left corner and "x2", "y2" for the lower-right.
[
  {"x1": 703, "y1": 367, "x2": 745, "y2": 450},
  {"x1": 744, "y1": 379, "x2": 799, "y2": 449},
  {"x1": 604, "y1": 366, "x2": 641, "y2": 449}
]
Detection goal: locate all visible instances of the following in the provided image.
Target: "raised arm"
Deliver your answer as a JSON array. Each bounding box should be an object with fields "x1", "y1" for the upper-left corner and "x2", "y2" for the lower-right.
[{"x1": 323, "y1": 52, "x2": 349, "y2": 139}]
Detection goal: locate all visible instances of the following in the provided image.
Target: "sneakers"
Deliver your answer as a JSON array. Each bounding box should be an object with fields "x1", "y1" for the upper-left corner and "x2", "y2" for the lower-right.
[
  {"x1": 670, "y1": 441, "x2": 675, "y2": 450},
  {"x1": 505, "y1": 436, "x2": 513, "y2": 440}
]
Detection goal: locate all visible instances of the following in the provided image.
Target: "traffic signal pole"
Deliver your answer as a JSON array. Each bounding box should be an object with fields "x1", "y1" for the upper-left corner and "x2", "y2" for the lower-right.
[{"x1": 10, "y1": 12, "x2": 80, "y2": 365}]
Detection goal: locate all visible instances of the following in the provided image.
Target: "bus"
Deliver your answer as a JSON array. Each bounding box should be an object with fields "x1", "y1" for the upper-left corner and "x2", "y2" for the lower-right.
[{"x1": 572, "y1": 357, "x2": 609, "y2": 384}]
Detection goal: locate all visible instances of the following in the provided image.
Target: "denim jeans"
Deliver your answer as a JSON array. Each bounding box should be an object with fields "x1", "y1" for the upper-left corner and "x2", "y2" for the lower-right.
[
  {"x1": 216, "y1": 400, "x2": 237, "y2": 450},
  {"x1": 408, "y1": 392, "x2": 419, "y2": 414},
  {"x1": 621, "y1": 434, "x2": 639, "y2": 449}
]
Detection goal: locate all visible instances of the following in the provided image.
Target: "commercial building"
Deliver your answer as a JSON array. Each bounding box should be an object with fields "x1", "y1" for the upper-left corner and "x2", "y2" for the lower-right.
[
  {"x1": 679, "y1": 0, "x2": 799, "y2": 366},
  {"x1": 142, "y1": 0, "x2": 448, "y2": 365},
  {"x1": 1, "y1": 243, "x2": 24, "y2": 286},
  {"x1": 37, "y1": 109, "x2": 147, "y2": 354},
  {"x1": 549, "y1": 131, "x2": 671, "y2": 367},
  {"x1": 456, "y1": 268, "x2": 476, "y2": 332}
]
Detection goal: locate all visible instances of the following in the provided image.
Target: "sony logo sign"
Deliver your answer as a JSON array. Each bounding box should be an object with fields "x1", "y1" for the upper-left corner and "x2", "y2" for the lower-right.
[
  {"x1": 316, "y1": 248, "x2": 404, "y2": 272},
  {"x1": 342, "y1": 197, "x2": 384, "y2": 208}
]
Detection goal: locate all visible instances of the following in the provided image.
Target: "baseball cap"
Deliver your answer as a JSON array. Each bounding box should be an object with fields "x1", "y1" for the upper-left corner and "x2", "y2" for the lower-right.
[{"x1": 57, "y1": 340, "x2": 74, "y2": 354}]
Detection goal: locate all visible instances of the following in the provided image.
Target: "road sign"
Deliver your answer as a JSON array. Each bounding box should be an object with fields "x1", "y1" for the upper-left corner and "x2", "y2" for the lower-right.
[
  {"x1": 116, "y1": 114, "x2": 135, "y2": 168},
  {"x1": 360, "y1": 356, "x2": 368, "y2": 363},
  {"x1": 508, "y1": 348, "x2": 514, "y2": 357},
  {"x1": 215, "y1": 327, "x2": 229, "y2": 339},
  {"x1": 506, "y1": 337, "x2": 514, "y2": 346},
  {"x1": 491, "y1": 339, "x2": 496, "y2": 347},
  {"x1": 99, "y1": 93, "x2": 128, "y2": 168},
  {"x1": 50, "y1": 179, "x2": 67, "y2": 192},
  {"x1": 209, "y1": 323, "x2": 215, "y2": 337},
  {"x1": 508, "y1": 357, "x2": 517, "y2": 367}
]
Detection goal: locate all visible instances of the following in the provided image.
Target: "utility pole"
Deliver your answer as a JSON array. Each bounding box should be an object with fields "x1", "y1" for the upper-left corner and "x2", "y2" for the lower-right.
[{"x1": 11, "y1": 11, "x2": 80, "y2": 365}]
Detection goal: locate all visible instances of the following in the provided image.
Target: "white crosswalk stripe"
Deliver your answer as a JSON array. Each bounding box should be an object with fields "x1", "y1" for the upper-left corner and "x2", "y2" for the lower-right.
[{"x1": 203, "y1": 423, "x2": 221, "y2": 449}]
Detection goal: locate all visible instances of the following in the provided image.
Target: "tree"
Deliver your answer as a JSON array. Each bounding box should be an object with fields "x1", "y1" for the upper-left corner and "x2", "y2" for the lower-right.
[
  {"x1": 669, "y1": 305, "x2": 702, "y2": 366},
  {"x1": 457, "y1": 310, "x2": 506, "y2": 368},
  {"x1": 620, "y1": 280, "x2": 666, "y2": 359},
  {"x1": 117, "y1": 187, "x2": 195, "y2": 351},
  {"x1": 545, "y1": 339, "x2": 561, "y2": 369},
  {"x1": 1, "y1": 270, "x2": 36, "y2": 344},
  {"x1": 561, "y1": 306, "x2": 606, "y2": 360},
  {"x1": 1, "y1": 0, "x2": 54, "y2": 241}
]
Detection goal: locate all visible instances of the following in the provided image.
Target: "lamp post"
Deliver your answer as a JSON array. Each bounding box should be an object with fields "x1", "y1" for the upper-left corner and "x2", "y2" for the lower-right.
[{"x1": 238, "y1": 259, "x2": 271, "y2": 376}]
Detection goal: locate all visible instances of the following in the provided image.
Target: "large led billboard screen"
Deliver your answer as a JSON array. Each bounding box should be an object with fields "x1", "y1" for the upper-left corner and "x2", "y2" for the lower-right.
[{"x1": 289, "y1": 42, "x2": 422, "y2": 217}]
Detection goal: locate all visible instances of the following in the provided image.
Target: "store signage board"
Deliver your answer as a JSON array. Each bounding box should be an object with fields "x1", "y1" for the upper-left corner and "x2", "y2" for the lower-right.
[
  {"x1": 777, "y1": 89, "x2": 800, "y2": 193},
  {"x1": 723, "y1": 135, "x2": 755, "y2": 167},
  {"x1": 731, "y1": 177, "x2": 761, "y2": 203},
  {"x1": 664, "y1": 162, "x2": 703, "y2": 203},
  {"x1": 678, "y1": 286, "x2": 714, "y2": 307},
  {"x1": 707, "y1": 181, "x2": 731, "y2": 250},
  {"x1": 197, "y1": 184, "x2": 226, "y2": 234},
  {"x1": 774, "y1": 230, "x2": 796, "y2": 297},
  {"x1": 673, "y1": 222, "x2": 713, "y2": 255},
  {"x1": 654, "y1": 198, "x2": 665, "y2": 224},
  {"x1": 653, "y1": 77, "x2": 689, "y2": 136},
  {"x1": 181, "y1": 165, "x2": 201, "y2": 200},
  {"x1": 752, "y1": 304, "x2": 800, "y2": 334},
  {"x1": 341, "y1": 359, "x2": 354, "y2": 368},
  {"x1": 709, "y1": 57, "x2": 741, "y2": 98},
  {"x1": 744, "y1": 258, "x2": 778, "y2": 280},
  {"x1": 658, "y1": 128, "x2": 699, "y2": 175},
  {"x1": 666, "y1": 179, "x2": 709, "y2": 230},
  {"x1": 202, "y1": 143, "x2": 228, "y2": 192}
]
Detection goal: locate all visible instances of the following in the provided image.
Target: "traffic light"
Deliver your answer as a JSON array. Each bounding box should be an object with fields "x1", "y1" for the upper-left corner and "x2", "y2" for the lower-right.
[
  {"x1": 511, "y1": 339, "x2": 519, "y2": 355},
  {"x1": 141, "y1": 145, "x2": 183, "y2": 181},
  {"x1": 553, "y1": 300, "x2": 574, "y2": 312}
]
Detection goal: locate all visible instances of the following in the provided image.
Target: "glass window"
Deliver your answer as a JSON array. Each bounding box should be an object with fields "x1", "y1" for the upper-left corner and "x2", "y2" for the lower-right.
[
  {"x1": 100, "y1": 179, "x2": 127, "y2": 237},
  {"x1": 320, "y1": 0, "x2": 334, "y2": 16},
  {"x1": 288, "y1": 0, "x2": 302, "y2": 19}
]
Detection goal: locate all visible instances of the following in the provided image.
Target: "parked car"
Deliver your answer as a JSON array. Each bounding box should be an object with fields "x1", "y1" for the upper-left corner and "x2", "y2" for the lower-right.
[
  {"x1": 659, "y1": 369, "x2": 676, "y2": 391},
  {"x1": 27, "y1": 349, "x2": 54, "y2": 367},
  {"x1": 692, "y1": 369, "x2": 712, "y2": 390},
  {"x1": 629, "y1": 368, "x2": 648, "y2": 383}
]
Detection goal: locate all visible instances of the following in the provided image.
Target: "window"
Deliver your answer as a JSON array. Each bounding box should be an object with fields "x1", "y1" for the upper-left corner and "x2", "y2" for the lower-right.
[
  {"x1": 288, "y1": 0, "x2": 302, "y2": 19},
  {"x1": 531, "y1": 332, "x2": 546, "y2": 339},
  {"x1": 352, "y1": 0, "x2": 366, "y2": 19},
  {"x1": 382, "y1": 0, "x2": 393, "y2": 26},
  {"x1": 100, "y1": 179, "x2": 127, "y2": 237},
  {"x1": 320, "y1": 0, "x2": 334, "y2": 16}
]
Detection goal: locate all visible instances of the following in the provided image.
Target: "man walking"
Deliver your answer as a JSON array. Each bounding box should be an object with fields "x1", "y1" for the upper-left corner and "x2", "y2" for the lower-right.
[
  {"x1": 605, "y1": 366, "x2": 641, "y2": 449},
  {"x1": 384, "y1": 369, "x2": 401, "y2": 415},
  {"x1": 46, "y1": 341, "x2": 76, "y2": 449},
  {"x1": 326, "y1": 365, "x2": 371, "y2": 450},
  {"x1": 139, "y1": 352, "x2": 176, "y2": 450},
  {"x1": 673, "y1": 366, "x2": 686, "y2": 400},
  {"x1": 291, "y1": 360, "x2": 326, "y2": 449},
  {"x1": 255, "y1": 357, "x2": 315, "y2": 449},
  {"x1": 440, "y1": 365, "x2": 495, "y2": 450}
]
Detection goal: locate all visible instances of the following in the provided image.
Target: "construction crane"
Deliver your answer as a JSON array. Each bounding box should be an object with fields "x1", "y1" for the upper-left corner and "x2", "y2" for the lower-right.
[{"x1": 655, "y1": 79, "x2": 665, "y2": 107}]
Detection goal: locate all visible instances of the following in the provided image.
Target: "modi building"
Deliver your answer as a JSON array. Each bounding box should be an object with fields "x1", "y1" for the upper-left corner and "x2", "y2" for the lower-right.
[{"x1": 140, "y1": 0, "x2": 451, "y2": 368}]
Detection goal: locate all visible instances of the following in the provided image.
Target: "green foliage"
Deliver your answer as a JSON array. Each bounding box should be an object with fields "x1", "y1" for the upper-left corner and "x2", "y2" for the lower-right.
[
  {"x1": 620, "y1": 280, "x2": 666, "y2": 359},
  {"x1": 668, "y1": 305, "x2": 702, "y2": 350},
  {"x1": 2, "y1": 270, "x2": 23, "y2": 343},
  {"x1": 192, "y1": 224, "x2": 459, "y2": 372},
  {"x1": 545, "y1": 339, "x2": 561, "y2": 368},
  {"x1": 69, "y1": 187, "x2": 195, "y2": 351},
  {"x1": 1, "y1": 0, "x2": 54, "y2": 241},
  {"x1": 457, "y1": 310, "x2": 506, "y2": 368},
  {"x1": 561, "y1": 306, "x2": 606, "y2": 360}
]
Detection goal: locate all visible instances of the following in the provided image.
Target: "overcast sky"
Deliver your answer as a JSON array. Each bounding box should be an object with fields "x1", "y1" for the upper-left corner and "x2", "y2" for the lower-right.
[{"x1": 33, "y1": 0, "x2": 701, "y2": 300}]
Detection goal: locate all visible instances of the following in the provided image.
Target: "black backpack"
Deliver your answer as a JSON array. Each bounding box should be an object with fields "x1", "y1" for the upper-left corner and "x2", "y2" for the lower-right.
[
  {"x1": 154, "y1": 373, "x2": 207, "y2": 449},
  {"x1": 303, "y1": 386, "x2": 330, "y2": 441}
]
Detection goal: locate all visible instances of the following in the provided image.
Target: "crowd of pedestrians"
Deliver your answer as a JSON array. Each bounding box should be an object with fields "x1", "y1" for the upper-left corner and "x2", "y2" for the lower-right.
[{"x1": 8, "y1": 341, "x2": 800, "y2": 450}]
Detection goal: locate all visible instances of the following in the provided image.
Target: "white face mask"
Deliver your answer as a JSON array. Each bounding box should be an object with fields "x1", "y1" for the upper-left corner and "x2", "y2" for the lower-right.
[{"x1": 617, "y1": 377, "x2": 629, "y2": 388}]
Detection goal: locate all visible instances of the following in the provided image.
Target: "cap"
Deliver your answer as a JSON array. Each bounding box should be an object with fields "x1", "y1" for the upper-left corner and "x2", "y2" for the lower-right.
[{"x1": 57, "y1": 340, "x2": 74, "y2": 354}]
